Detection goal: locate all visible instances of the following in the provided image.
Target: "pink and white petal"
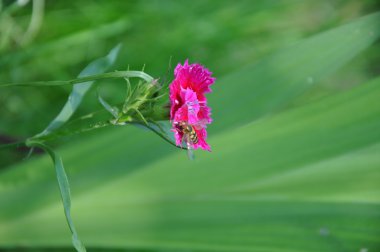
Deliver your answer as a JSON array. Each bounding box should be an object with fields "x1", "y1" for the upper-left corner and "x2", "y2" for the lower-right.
[
  {"x1": 170, "y1": 60, "x2": 214, "y2": 152},
  {"x1": 181, "y1": 88, "x2": 200, "y2": 125},
  {"x1": 173, "y1": 129, "x2": 184, "y2": 146},
  {"x1": 173, "y1": 106, "x2": 188, "y2": 124},
  {"x1": 198, "y1": 105, "x2": 212, "y2": 124},
  {"x1": 174, "y1": 60, "x2": 215, "y2": 96},
  {"x1": 187, "y1": 63, "x2": 215, "y2": 94},
  {"x1": 169, "y1": 80, "x2": 183, "y2": 120},
  {"x1": 193, "y1": 128, "x2": 211, "y2": 151}
]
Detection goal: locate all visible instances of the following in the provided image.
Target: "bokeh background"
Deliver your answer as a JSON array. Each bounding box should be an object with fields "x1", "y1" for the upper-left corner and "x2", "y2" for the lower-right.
[{"x1": 0, "y1": 1, "x2": 379, "y2": 251}]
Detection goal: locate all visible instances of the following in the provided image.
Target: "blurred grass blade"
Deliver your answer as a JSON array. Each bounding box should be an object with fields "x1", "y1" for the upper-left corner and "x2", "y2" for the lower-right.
[
  {"x1": 35, "y1": 44, "x2": 121, "y2": 137},
  {"x1": 211, "y1": 12, "x2": 380, "y2": 132},
  {"x1": 26, "y1": 141, "x2": 86, "y2": 252},
  {"x1": 1, "y1": 75, "x2": 379, "y2": 252},
  {"x1": 0, "y1": 18, "x2": 130, "y2": 67}
]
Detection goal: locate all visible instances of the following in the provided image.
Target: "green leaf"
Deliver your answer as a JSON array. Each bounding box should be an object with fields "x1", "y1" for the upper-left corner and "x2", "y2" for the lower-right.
[
  {"x1": 25, "y1": 141, "x2": 86, "y2": 252},
  {"x1": 97, "y1": 89, "x2": 119, "y2": 119},
  {"x1": 210, "y1": 12, "x2": 380, "y2": 132},
  {"x1": 35, "y1": 44, "x2": 122, "y2": 137}
]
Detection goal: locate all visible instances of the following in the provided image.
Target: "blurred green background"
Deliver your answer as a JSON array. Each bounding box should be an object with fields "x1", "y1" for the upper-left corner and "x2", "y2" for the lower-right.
[{"x1": 0, "y1": 0, "x2": 379, "y2": 252}]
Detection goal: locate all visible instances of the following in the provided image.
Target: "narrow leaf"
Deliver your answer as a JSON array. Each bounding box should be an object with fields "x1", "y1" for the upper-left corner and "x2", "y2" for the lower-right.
[
  {"x1": 211, "y1": 12, "x2": 380, "y2": 132},
  {"x1": 97, "y1": 89, "x2": 119, "y2": 119},
  {"x1": 35, "y1": 44, "x2": 122, "y2": 137},
  {"x1": 26, "y1": 141, "x2": 86, "y2": 252}
]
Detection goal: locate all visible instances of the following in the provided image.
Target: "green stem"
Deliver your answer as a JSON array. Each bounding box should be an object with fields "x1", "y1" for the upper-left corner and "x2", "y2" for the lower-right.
[
  {"x1": 0, "y1": 70, "x2": 154, "y2": 88},
  {"x1": 0, "y1": 140, "x2": 26, "y2": 149},
  {"x1": 24, "y1": 118, "x2": 186, "y2": 151},
  {"x1": 28, "y1": 121, "x2": 112, "y2": 143},
  {"x1": 135, "y1": 121, "x2": 187, "y2": 150}
]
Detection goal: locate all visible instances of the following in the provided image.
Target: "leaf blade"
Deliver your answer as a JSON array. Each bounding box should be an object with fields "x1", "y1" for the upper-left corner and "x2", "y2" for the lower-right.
[
  {"x1": 210, "y1": 12, "x2": 380, "y2": 132},
  {"x1": 26, "y1": 141, "x2": 86, "y2": 252},
  {"x1": 36, "y1": 44, "x2": 122, "y2": 137}
]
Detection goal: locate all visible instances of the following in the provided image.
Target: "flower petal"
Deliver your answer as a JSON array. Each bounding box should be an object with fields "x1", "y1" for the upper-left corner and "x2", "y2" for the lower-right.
[
  {"x1": 169, "y1": 60, "x2": 215, "y2": 152},
  {"x1": 193, "y1": 128, "x2": 211, "y2": 151}
]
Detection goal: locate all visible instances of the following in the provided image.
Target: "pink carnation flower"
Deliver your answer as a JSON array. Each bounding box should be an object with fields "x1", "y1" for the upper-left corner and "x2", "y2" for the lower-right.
[{"x1": 169, "y1": 60, "x2": 215, "y2": 151}]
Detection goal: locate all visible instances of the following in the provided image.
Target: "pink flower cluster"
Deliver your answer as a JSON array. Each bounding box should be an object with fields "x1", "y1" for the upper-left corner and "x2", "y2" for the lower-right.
[{"x1": 169, "y1": 60, "x2": 215, "y2": 151}]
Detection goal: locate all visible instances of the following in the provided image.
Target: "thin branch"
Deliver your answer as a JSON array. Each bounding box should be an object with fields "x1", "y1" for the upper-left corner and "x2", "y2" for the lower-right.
[
  {"x1": 0, "y1": 70, "x2": 154, "y2": 88},
  {"x1": 0, "y1": 140, "x2": 26, "y2": 149}
]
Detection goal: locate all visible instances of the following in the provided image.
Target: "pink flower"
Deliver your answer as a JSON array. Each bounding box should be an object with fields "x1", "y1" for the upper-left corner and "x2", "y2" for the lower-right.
[{"x1": 169, "y1": 60, "x2": 215, "y2": 151}]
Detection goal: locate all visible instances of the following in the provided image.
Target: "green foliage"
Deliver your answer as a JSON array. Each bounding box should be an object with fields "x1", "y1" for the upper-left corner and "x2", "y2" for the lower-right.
[
  {"x1": 20, "y1": 44, "x2": 126, "y2": 252},
  {"x1": 0, "y1": 7, "x2": 379, "y2": 252},
  {"x1": 210, "y1": 12, "x2": 380, "y2": 132},
  {"x1": 25, "y1": 141, "x2": 86, "y2": 252},
  {"x1": 33, "y1": 44, "x2": 121, "y2": 137},
  {"x1": 1, "y1": 77, "x2": 379, "y2": 251}
]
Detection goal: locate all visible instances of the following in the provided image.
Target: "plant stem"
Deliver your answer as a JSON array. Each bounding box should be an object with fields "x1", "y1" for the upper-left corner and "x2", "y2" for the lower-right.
[
  {"x1": 0, "y1": 71, "x2": 154, "y2": 88},
  {"x1": 0, "y1": 140, "x2": 25, "y2": 149}
]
